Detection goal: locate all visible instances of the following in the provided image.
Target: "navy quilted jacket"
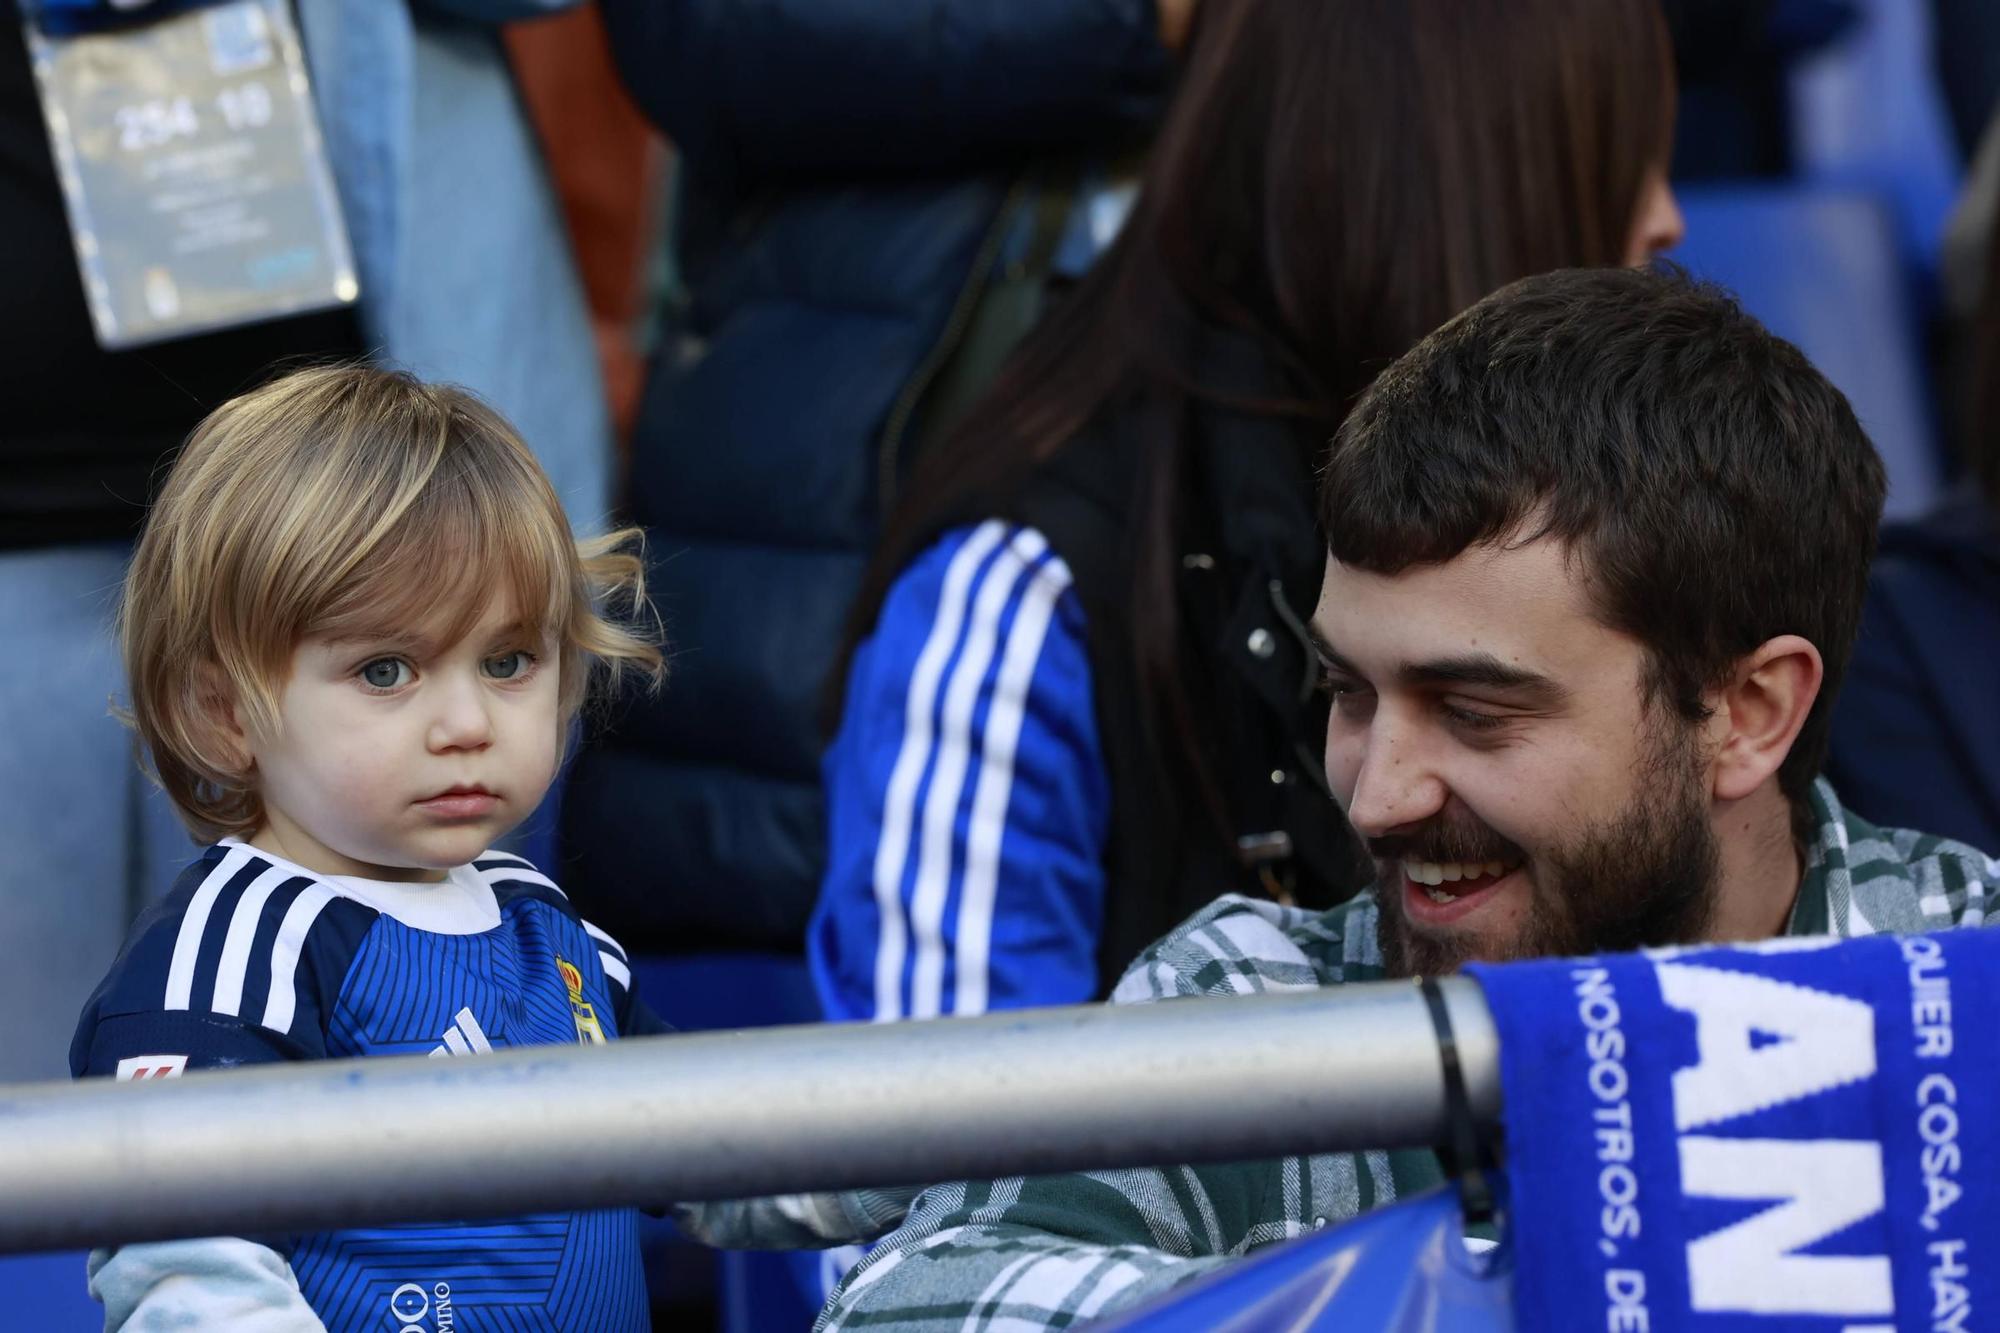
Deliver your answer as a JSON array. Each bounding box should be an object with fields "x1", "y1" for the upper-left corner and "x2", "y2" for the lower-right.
[{"x1": 562, "y1": 0, "x2": 1169, "y2": 951}]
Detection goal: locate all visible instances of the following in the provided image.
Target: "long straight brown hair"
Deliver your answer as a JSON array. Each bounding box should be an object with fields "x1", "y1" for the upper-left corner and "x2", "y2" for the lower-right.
[{"x1": 839, "y1": 0, "x2": 1675, "y2": 782}]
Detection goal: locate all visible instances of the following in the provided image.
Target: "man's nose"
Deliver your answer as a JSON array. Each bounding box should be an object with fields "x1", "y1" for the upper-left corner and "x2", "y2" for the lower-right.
[{"x1": 1340, "y1": 716, "x2": 1447, "y2": 840}]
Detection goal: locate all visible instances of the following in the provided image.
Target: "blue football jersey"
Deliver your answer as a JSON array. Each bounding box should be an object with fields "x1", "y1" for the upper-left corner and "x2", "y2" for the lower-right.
[{"x1": 72, "y1": 840, "x2": 663, "y2": 1332}]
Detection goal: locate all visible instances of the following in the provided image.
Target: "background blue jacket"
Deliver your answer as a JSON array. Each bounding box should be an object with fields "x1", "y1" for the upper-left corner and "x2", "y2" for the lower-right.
[
  {"x1": 295, "y1": 0, "x2": 612, "y2": 528},
  {"x1": 562, "y1": 0, "x2": 1169, "y2": 952}
]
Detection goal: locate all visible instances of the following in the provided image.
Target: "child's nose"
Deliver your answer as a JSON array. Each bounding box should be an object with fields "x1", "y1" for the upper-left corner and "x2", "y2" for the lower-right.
[{"x1": 427, "y1": 678, "x2": 495, "y2": 752}]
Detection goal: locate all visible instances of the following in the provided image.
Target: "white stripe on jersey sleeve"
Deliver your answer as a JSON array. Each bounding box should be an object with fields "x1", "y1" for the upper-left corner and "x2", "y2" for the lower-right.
[
  {"x1": 870, "y1": 520, "x2": 1011, "y2": 1024},
  {"x1": 598, "y1": 950, "x2": 631, "y2": 990},
  {"x1": 209, "y1": 864, "x2": 302, "y2": 1018},
  {"x1": 164, "y1": 844, "x2": 258, "y2": 1011},
  {"x1": 582, "y1": 919, "x2": 627, "y2": 962},
  {"x1": 953, "y1": 554, "x2": 1074, "y2": 1016},
  {"x1": 909, "y1": 528, "x2": 1049, "y2": 1020},
  {"x1": 475, "y1": 862, "x2": 567, "y2": 898},
  {"x1": 258, "y1": 883, "x2": 338, "y2": 1035}
]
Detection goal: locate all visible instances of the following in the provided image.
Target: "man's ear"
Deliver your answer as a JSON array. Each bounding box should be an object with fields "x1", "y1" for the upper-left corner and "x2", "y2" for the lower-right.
[
  {"x1": 190, "y1": 661, "x2": 255, "y2": 776},
  {"x1": 1705, "y1": 635, "x2": 1823, "y2": 803}
]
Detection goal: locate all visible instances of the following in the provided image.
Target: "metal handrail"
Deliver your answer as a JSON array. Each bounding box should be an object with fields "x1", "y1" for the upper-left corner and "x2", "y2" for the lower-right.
[{"x1": 0, "y1": 978, "x2": 1498, "y2": 1254}]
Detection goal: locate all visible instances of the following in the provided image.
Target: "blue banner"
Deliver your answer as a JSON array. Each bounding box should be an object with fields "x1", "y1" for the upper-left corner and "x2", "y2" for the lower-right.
[{"x1": 1469, "y1": 931, "x2": 1998, "y2": 1332}]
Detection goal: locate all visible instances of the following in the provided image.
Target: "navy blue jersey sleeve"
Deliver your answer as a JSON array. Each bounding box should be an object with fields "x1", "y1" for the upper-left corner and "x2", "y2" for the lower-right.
[
  {"x1": 811, "y1": 521, "x2": 1111, "y2": 1023},
  {"x1": 584, "y1": 916, "x2": 672, "y2": 1038},
  {"x1": 72, "y1": 844, "x2": 369, "y2": 1080}
]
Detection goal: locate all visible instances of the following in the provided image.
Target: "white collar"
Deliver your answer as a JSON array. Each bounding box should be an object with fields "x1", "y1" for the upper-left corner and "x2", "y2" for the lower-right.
[{"x1": 218, "y1": 837, "x2": 502, "y2": 935}]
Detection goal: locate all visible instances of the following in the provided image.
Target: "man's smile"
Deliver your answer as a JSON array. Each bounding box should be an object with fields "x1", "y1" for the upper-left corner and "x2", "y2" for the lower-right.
[{"x1": 1397, "y1": 860, "x2": 1523, "y2": 928}]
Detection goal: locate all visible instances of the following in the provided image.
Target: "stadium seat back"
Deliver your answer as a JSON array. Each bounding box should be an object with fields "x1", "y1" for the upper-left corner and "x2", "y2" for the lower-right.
[{"x1": 1671, "y1": 185, "x2": 1943, "y2": 520}]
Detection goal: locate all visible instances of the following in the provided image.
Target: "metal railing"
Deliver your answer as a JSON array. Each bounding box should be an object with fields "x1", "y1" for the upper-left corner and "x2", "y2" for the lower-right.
[{"x1": 0, "y1": 977, "x2": 1498, "y2": 1254}]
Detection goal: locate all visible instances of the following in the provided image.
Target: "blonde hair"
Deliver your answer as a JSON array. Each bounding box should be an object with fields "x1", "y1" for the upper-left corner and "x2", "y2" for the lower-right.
[{"x1": 121, "y1": 364, "x2": 664, "y2": 842}]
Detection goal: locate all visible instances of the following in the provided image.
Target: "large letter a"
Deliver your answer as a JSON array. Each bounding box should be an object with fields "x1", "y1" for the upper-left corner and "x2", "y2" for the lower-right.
[{"x1": 1654, "y1": 962, "x2": 1876, "y2": 1131}]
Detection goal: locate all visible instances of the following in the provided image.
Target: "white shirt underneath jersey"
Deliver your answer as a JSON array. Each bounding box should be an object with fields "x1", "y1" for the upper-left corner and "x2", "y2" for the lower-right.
[{"x1": 217, "y1": 837, "x2": 502, "y2": 935}]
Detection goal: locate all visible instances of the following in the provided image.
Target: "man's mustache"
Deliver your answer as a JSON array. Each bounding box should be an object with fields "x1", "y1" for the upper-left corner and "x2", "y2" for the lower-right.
[{"x1": 1367, "y1": 813, "x2": 1527, "y2": 868}]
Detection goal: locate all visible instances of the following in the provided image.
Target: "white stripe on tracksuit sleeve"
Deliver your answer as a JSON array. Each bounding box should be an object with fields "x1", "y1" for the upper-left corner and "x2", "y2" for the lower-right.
[{"x1": 811, "y1": 521, "x2": 1111, "y2": 1023}]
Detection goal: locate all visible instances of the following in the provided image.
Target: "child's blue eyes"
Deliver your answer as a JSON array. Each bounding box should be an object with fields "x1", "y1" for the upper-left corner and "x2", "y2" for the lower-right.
[
  {"x1": 483, "y1": 651, "x2": 533, "y2": 680},
  {"x1": 355, "y1": 652, "x2": 536, "y2": 691},
  {"x1": 359, "y1": 658, "x2": 412, "y2": 690}
]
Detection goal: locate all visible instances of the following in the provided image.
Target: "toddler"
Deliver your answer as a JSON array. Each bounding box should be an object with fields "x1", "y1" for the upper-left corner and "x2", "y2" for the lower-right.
[{"x1": 73, "y1": 366, "x2": 664, "y2": 1331}]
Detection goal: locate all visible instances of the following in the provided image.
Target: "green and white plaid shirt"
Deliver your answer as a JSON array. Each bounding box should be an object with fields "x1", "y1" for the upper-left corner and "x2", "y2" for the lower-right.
[{"x1": 816, "y1": 780, "x2": 2000, "y2": 1332}]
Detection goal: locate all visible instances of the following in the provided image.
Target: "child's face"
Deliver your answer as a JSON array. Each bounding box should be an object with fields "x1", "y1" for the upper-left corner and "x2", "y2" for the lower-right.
[{"x1": 241, "y1": 591, "x2": 562, "y2": 882}]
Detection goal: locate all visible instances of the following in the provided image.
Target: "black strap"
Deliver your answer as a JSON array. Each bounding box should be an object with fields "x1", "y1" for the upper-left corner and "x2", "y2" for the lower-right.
[{"x1": 1418, "y1": 976, "x2": 1498, "y2": 1229}]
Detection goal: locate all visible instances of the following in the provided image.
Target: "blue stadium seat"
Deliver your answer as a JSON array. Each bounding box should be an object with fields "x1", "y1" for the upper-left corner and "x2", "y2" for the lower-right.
[
  {"x1": 1788, "y1": 0, "x2": 1962, "y2": 288},
  {"x1": 1670, "y1": 185, "x2": 1942, "y2": 520},
  {"x1": 0, "y1": 1250, "x2": 99, "y2": 1331}
]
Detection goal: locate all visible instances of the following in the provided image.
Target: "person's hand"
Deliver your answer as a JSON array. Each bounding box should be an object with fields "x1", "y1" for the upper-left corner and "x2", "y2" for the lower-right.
[{"x1": 1158, "y1": 0, "x2": 1198, "y2": 54}]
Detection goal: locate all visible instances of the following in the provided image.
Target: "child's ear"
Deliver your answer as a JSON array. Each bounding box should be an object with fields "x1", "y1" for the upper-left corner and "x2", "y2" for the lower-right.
[{"x1": 190, "y1": 661, "x2": 255, "y2": 775}]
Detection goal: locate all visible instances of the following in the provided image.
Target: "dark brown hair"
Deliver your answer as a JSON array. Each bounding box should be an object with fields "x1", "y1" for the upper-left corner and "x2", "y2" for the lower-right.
[
  {"x1": 1323, "y1": 267, "x2": 1887, "y2": 830},
  {"x1": 838, "y1": 0, "x2": 1675, "y2": 766}
]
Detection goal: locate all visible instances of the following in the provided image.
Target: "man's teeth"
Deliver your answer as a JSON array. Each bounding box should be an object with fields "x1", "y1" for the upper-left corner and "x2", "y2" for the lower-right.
[{"x1": 1404, "y1": 859, "x2": 1518, "y2": 901}]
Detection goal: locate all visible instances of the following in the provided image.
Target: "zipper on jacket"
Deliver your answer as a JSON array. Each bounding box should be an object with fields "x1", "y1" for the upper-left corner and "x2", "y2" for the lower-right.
[{"x1": 876, "y1": 174, "x2": 1034, "y2": 513}]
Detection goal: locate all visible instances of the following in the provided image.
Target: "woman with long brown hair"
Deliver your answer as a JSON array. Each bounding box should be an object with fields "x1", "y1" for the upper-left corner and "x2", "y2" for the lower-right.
[{"x1": 813, "y1": 0, "x2": 1686, "y2": 1026}]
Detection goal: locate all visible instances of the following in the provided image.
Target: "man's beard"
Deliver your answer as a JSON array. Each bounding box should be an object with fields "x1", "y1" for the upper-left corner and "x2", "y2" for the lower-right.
[{"x1": 1372, "y1": 727, "x2": 1720, "y2": 977}]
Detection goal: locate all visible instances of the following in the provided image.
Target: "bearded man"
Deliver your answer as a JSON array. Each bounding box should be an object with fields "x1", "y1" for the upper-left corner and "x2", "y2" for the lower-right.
[{"x1": 817, "y1": 266, "x2": 2000, "y2": 1333}]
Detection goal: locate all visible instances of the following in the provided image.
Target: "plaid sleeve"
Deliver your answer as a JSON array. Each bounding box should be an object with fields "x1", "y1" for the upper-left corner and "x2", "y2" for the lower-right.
[
  {"x1": 817, "y1": 1174, "x2": 1238, "y2": 1333},
  {"x1": 1919, "y1": 839, "x2": 2000, "y2": 927},
  {"x1": 818, "y1": 894, "x2": 1366, "y2": 1331},
  {"x1": 1110, "y1": 893, "x2": 1366, "y2": 1000}
]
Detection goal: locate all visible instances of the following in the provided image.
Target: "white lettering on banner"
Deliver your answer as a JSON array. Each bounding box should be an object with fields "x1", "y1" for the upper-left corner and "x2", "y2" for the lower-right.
[
  {"x1": 1606, "y1": 1269, "x2": 1649, "y2": 1332},
  {"x1": 1930, "y1": 1240, "x2": 1972, "y2": 1332},
  {"x1": 1681, "y1": 1138, "x2": 1894, "y2": 1316},
  {"x1": 1917, "y1": 1075, "x2": 1964, "y2": 1231},
  {"x1": 1901, "y1": 937, "x2": 1972, "y2": 1333},
  {"x1": 1654, "y1": 963, "x2": 1877, "y2": 1129},
  {"x1": 1903, "y1": 935, "x2": 1953, "y2": 1058},
  {"x1": 1655, "y1": 961, "x2": 1895, "y2": 1322},
  {"x1": 1576, "y1": 965, "x2": 1650, "y2": 1331}
]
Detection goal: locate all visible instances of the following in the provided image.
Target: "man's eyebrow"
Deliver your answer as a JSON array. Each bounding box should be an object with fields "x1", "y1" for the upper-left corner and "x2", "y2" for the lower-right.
[
  {"x1": 1306, "y1": 629, "x2": 1350, "y2": 673},
  {"x1": 1400, "y1": 653, "x2": 1569, "y2": 703},
  {"x1": 1309, "y1": 635, "x2": 1567, "y2": 705}
]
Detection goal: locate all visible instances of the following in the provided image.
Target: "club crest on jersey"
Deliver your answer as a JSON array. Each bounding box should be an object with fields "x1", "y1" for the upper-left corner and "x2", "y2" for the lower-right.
[{"x1": 557, "y1": 957, "x2": 606, "y2": 1045}]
